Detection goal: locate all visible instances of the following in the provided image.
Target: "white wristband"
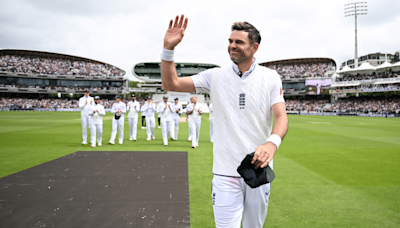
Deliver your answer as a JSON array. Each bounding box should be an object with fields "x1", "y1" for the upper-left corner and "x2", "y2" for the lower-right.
[
  {"x1": 266, "y1": 134, "x2": 282, "y2": 150},
  {"x1": 161, "y1": 48, "x2": 174, "y2": 62}
]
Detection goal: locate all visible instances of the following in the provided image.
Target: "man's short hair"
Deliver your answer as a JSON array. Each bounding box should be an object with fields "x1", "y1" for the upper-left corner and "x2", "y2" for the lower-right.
[{"x1": 231, "y1": 22, "x2": 261, "y2": 44}]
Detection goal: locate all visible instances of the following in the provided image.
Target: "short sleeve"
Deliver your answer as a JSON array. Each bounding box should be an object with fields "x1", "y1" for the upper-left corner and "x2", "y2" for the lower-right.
[
  {"x1": 190, "y1": 68, "x2": 214, "y2": 94},
  {"x1": 186, "y1": 104, "x2": 193, "y2": 111},
  {"x1": 270, "y1": 72, "x2": 285, "y2": 107}
]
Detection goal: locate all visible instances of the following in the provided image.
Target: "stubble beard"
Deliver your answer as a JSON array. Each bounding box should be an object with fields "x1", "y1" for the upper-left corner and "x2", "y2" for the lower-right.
[{"x1": 229, "y1": 49, "x2": 250, "y2": 64}]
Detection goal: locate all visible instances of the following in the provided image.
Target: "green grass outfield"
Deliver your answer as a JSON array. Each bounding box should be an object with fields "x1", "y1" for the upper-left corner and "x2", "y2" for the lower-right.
[{"x1": 0, "y1": 112, "x2": 399, "y2": 227}]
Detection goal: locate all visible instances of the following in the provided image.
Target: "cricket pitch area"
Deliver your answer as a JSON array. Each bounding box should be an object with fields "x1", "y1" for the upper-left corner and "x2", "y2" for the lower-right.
[{"x1": 0, "y1": 112, "x2": 399, "y2": 227}]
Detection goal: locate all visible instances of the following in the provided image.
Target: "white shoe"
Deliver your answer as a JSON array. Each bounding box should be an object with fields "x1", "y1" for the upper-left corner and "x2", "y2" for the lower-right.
[
  {"x1": 91, "y1": 144, "x2": 96, "y2": 148},
  {"x1": 129, "y1": 137, "x2": 133, "y2": 141},
  {"x1": 188, "y1": 139, "x2": 192, "y2": 142},
  {"x1": 152, "y1": 136, "x2": 155, "y2": 140},
  {"x1": 158, "y1": 126, "x2": 161, "y2": 129},
  {"x1": 133, "y1": 138, "x2": 136, "y2": 141},
  {"x1": 108, "y1": 141, "x2": 114, "y2": 145},
  {"x1": 81, "y1": 141, "x2": 87, "y2": 145},
  {"x1": 164, "y1": 144, "x2": 168, "y2": 146},
  {"x1": 141, "y1": 126, "x2": 146, "y2": 129},
  {"x1": 146, "y1": 136, "x2": 151, "y2": 141},
  {"x1": 98, "y1": 143, "x2": 102, "y2": 146},
  {"x1": 119, "y1": 141, "x2": 123, "y2": 145}
]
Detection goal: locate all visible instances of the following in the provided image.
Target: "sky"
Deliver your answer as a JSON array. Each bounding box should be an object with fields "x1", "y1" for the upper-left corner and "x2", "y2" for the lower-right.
[{"x1": 1, "y1": 0, "x2": 399, "y2": 81}]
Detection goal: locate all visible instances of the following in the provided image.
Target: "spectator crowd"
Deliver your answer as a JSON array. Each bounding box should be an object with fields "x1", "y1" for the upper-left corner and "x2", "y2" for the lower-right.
[
  {"x1": 325, "y1": 98, "x2": 400, "y2": 114},
  {"x1": 334, "y1": 84, "x2": 400, "y2": 93},
  {"x1": 0, "y1": 55, "x2": 125, "y2": 77},
  {"x1": 285, "y1": 98, "x2": 400, "y2": 114},
  {"x1": 0, "y1": 97, "x2": 147, "y2": 109},
  {"x1": 336, "y1": 71, "x2": 399, "y2": 82},
  {"x1": 265, "y1": 62, "x2": 331, "y2": 79},
  {"x1": 285, "y1": 99, "x2": 329, "y2": 112},
  {"x1": 0, "y1": 84, "x2": 124, "y2": 91}
]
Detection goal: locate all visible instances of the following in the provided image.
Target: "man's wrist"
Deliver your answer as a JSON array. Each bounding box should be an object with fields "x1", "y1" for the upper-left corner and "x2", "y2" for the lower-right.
[
  {"x1": 266, "y1": 134, "x2": 282, "y2": 150},
  {"x1": 161, "y1": 48, "x2": 174, "y2": 62}
]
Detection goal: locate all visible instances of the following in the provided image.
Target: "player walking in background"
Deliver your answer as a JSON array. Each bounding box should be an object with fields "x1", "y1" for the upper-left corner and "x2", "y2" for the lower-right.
[
  {"x1": 209, "y1": 102, "x2": 213, "y2": 143},
  {"x1": 187, "y1": 97, "x2": 193, "y2": 142},
  {"x1": 141, "y1": 98, "x2": 146, "y2": 130},
  {"x1": 109, "y1": 95, "x2": 126, "y2": 145},
  {"x1": 316, "y1": 83, "x2": 321, "y2": 95},
  {"x1": 78, "y1": 90, "x2": 94, "y2": 145},
  {"x1": 171, "y1": 97, "x2": 183, "y2": 140},
  {"x1": 127, "y1": 94, "x2": 140, "y2": 141},
  {"x1": 160, "y1": 15, "x2": 288, "y2": 227},
  {"x1": 141, "y1": 96, "x2": 156, "y2": 141},
  {"x1": 157, "y1": 96, "x2": 173, "y2": 146},
  {"x1": 186, "y1": 96, "x2": 202, "y2": 148},
  {"x1": 88, "y1": 96, "x2": 105, "y2": 147}
]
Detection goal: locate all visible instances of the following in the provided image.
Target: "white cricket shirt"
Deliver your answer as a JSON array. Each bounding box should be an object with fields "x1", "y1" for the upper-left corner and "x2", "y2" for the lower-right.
[{"x1": 191, "y1": 63, "x2": 285, "y2": 177}]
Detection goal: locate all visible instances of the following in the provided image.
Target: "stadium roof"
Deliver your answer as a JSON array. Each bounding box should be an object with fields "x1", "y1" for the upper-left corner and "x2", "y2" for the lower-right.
[
  {"x1": 259, "y1": 57, "x2": 336, "y2": 66},
  {"x1": 0, "y1": 49, "x2": 125, "y2": 75},
  {"x1": 338, "y1": 62, "x2": 376, "y2": 74},
  {"x1": 131, "y1": 61, "x2": 220, "y2": 83},
  {"x1": 338, "y1": 65, "x2": 352, "y2": 73},
  {"x1": 376, "y1": 61, "x2": 393, "y2": 70}
]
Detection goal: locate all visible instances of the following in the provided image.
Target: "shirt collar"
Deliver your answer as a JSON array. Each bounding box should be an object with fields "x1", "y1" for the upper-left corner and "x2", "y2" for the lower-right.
[{"x1": 232, "y1": 57, "x2": 256, "y2": 78}]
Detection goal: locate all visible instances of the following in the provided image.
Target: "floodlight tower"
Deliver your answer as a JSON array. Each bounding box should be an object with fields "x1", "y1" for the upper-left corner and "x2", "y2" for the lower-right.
[{"x1": 344, "y1": 2, "x2": 368, "y2": 68}]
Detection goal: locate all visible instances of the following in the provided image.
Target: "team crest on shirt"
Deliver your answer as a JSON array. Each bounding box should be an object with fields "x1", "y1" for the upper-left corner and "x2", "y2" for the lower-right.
[{"x1": 239, "y1": 93, "x2": 246, "y2": 109}]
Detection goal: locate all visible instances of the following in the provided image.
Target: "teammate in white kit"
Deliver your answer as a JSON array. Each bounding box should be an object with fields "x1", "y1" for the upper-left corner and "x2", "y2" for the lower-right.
[
  {"x1": 141, "y1": 96, "x2": 156, "y2": 141},
  {"x1": 171, "y1": 97, "x2": 183, "y2": 140},
  {"x1": 78, "y1": 90, "x2": 94, "y2": 145},
  {"x1": 160, "y1": 15, "x2": 288, "y2": 228},
  {"x1": 187, "y1": 98, "x2": 193, "y2": 142},
  {"x1": 127, "y1": 94, "x2": 140, "y2": 141},
  {"x1": 316, "y1": 83, "x2": 321, "y2": 95},
  {"x1": 88, "y1": 96, "x2": 105, "y2": 147},
  {"x1": 109, "y1": 95, "x2": 126, "y2": 145},
  {"x1": 157, "y1": 96, "x2": 174, "y2": 146},
  {"x1": 186, "y1": 96, "x2": 202, "y2": 148},
  {"x1": 209, "y1": 102, "x2": 213, "y2": 143}
]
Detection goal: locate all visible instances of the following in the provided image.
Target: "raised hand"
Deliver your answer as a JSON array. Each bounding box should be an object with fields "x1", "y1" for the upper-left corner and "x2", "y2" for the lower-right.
[{"x1": 164, "y1": 14, "x2": 188, "y2": 50}]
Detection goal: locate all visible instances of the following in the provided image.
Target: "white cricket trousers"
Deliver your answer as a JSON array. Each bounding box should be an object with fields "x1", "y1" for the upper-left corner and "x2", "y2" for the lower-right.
[
  {"x1": 190, "y1": 120, "x2": 201, "y2": 147},
  {"x1": 145, "y1": 116, "x2": 155, "y2": 137},
  {"x1": 128, "y1": 117, "x2": 138, "y2": 139},
  {"x1": 209, "y1": 119, "x2": 213, "y2": 142},
  {"x1": 81, "y1": 116, "x2": 91, "y2": 142},
  {"x1": 161, "y1": 120, "x2": 173, "y2": 145},
  {"x1": 90, "y1": 123, "x2": 103, "y2": 145},
  {"x1": 212, "y1": 175, "x2": 271, "y2": 228},
  {"x1": 110, "y1": 117, "x2": 124, "y2": 143},
  {"x1": 171, "y1": 115, "x2": 180, "y2": 140},
  {"x1": 188, "y1": 119, "x2": 192, "y2": 140}
]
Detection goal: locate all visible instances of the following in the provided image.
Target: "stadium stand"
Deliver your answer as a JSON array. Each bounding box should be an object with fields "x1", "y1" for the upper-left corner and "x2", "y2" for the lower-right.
[
  {"x1": 0, "y1": 97, "x2": 145, "y2": 110},
  {"x1": 285, "y1": 98, "x2": 400, "y2": 114},
  {"x1": 0, "y1": 49, "x2": 127, "y2": 98},
  {"x1": 336, "y1": 71, "x2": 399, "y2": 82},
  {"x1": 0, "y1": 53, "x2": 124, "y2": 77},
  {"x1": 260, "y1": 58, "x2": 336, "y2": 79}
]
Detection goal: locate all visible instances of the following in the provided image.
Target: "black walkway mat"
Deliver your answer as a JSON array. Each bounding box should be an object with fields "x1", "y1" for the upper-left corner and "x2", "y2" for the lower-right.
[{"x1": 0, "y1": 151, "x2": 190, "y2": 228}]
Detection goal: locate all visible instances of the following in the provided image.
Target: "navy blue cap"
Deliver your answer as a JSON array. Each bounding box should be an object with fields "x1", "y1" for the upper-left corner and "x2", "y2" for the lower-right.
[
  {"x1": 163, "y1": 96, "x2": 168, "y2": 99},
  {"x1": 174, "y1": 97, "x2": 179, "y2": 100},
  {"x1": 94, "y1": 96, "x2": 100, "y2": 99},
  {"x1": 115, "y1": 95, "x2": 122, "y2": 99}
]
